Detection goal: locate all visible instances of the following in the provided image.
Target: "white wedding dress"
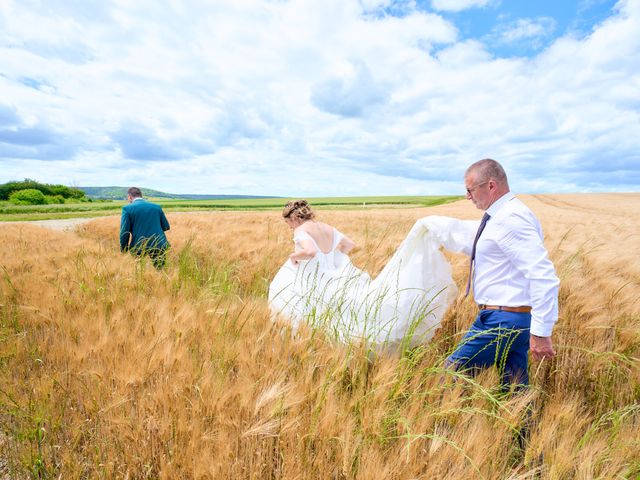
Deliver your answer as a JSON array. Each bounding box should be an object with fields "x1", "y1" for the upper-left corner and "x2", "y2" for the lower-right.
[{"x1": 268, "y1": 216, "x2": 478, "y2": 347}]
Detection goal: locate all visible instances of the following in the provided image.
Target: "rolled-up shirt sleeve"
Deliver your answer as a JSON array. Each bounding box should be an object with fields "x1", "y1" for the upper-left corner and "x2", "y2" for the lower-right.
[{"x1": 498, "y1": 217, "x2": 560, "y2": 337}]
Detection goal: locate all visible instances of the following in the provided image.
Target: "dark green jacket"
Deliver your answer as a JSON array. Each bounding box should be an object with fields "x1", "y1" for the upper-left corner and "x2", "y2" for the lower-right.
[{"x1": 120, "y1": 199, "x2": 170, "y2": 252}]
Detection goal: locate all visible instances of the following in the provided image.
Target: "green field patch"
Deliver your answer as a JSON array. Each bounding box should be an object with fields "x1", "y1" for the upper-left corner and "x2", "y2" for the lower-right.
[{"x1": 0, "y1": 195, "x2": 462, "y2": 221}]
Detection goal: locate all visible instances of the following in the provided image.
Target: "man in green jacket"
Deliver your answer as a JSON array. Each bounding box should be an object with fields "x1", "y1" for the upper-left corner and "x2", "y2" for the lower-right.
[{"x1": 120, "y1": 187, "x2": 170, "y2": 269}]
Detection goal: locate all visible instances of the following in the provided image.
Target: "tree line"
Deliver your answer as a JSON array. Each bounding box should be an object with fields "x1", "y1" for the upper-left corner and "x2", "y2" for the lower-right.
[{"x1": 0, "y1": 179, "x2": 88, "y2": 205}]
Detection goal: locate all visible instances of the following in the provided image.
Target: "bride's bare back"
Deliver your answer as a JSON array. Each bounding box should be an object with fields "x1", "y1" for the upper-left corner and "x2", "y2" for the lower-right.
[{"x1": 296, "y1": 221, "x2": 335, "y2": 253}]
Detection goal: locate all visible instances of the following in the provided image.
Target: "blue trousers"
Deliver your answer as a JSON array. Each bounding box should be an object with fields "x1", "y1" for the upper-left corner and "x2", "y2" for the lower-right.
[{"x1": 447, "y1": 309, "x2": 531, "y2": 387}]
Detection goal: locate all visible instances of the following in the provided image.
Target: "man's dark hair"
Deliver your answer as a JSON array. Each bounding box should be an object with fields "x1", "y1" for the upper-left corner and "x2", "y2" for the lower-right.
[{"x1": 127, "y1": 187, "x2": 143, "y2": 198}]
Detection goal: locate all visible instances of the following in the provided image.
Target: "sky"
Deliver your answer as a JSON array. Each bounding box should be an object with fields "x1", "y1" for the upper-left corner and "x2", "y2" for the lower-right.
[{"x1": 0, "y1": 0, "x2": 639, "y2": 196}]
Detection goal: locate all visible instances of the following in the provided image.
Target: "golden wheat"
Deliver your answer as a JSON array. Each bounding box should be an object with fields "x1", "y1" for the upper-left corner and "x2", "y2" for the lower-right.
[{"x1": 0, "y1": 194, "x2": 638, "y2": 478}]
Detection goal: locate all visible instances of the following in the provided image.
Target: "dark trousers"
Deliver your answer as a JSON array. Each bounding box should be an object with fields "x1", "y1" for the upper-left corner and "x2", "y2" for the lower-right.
[
  {"x1": 132, "y1": 247, "x2": 168, "y2": 269},
  {"x1": 447, "y1": 309, "x2": 531, "y2": 387}
]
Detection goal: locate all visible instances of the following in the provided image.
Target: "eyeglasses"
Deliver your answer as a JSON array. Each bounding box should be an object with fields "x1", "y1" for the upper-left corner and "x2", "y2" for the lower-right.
[{"x1": 466, "y1": 181, "x2": 488, "y2": 194}]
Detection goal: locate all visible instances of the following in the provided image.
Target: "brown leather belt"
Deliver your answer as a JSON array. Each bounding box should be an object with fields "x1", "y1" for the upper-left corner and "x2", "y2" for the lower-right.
[{"x1": 478, "y1": 304, "x2": 532, "y2": 313}]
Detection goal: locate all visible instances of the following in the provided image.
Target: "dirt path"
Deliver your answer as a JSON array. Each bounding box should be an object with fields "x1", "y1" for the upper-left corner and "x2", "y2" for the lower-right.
[
  {"x1": 0, "y1": 211, "x2": 218, "y2": 232},
  {"x1": 0, "y1": 217, "x2": 101, "y2": 231}
]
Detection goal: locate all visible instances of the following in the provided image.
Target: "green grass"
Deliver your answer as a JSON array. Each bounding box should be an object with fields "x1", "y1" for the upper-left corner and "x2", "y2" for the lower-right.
[{"x1": 0, "y1": 196, "x2": 462, "y2": 221}]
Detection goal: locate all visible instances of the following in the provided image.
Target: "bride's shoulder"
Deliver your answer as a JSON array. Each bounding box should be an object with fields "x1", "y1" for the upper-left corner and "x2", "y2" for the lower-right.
[
  {"x1": 293, "y1": 226, "x2": 313, "y2": 240},
  {"x1": 293, "y1": 224, "x2": 311, "y2": 234},
  {"x1": 297, "y1": 221, "x2": 328, "y2": 234}
]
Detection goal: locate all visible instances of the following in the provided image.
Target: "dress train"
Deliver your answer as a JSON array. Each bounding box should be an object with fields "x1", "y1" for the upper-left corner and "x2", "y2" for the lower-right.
[{"x1": 268, "y1": 216, "x2": 477, "y2": 346}]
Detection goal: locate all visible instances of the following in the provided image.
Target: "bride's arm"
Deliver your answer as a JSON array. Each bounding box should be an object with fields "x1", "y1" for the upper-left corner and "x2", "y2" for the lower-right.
[
  {"x1": 289, "y1": 239, "x2": 317, "y2": 265},
  {"x1": 337, "y1": 236, "x2": 356, "y2": 254}
]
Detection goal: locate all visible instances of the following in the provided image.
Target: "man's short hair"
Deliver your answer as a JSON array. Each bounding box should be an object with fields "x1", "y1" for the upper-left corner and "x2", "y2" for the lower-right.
[
  {"x1": 127, "y1": 187, "x2": 143, "y2": 198},
  {"x1": 466, "y1": 158, "x2": 508, "y2": 185}
]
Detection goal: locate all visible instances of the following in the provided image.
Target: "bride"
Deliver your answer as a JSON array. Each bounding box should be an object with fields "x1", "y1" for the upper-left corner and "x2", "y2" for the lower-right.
[{"x1": 268, "y1": 200, "x2": 477, "y2": 347}]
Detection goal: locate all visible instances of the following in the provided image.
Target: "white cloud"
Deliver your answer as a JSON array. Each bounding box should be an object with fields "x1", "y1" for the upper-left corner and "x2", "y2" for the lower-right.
[
  {"x1": 0, "y1": 0, "x2": 639, "y2": 195},
  {"x1": 495, "y1": 17, "x2": 557, "y2": 44},
  {"x1": 431, "y1": 0, "x2": 494, "y2": 13},
  {"x1": 311, "y1": 60, "x2": 390, "y2": 117},
  {"x1": 360, "y1": 0, "x2": 395, "y2": 11}
]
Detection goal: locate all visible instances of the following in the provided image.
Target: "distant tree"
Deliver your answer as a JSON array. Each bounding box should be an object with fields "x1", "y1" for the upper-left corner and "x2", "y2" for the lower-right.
[
  {"x1": 0, "y1": 179, "x2": 39, "y2": 200},
  {"x1": 0, "y1": 179, "x2": 87, "y2": 200},
  {"x1": 46, "y1": 195, "x2": 66, "y2": 204},
  {"x1": 9, "y1": 188, "x2": 47, "y2": 205},
  {"x1": 50, "y1": 185, "x2": 71, "y2": 197},
  {"x1": 67, "y1": 187, "x2": 85, "y2": 199}
]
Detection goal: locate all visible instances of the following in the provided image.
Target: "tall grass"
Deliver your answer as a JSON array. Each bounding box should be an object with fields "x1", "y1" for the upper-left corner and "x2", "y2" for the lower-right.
[{"x1": 0, "y1": 195, "x2": 638, "y2": 478}]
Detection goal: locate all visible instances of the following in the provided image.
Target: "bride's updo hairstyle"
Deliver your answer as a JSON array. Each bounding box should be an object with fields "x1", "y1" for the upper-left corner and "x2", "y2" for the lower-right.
[{"x1": 283, "y1": 199, "x2": 316, "y2": 222}]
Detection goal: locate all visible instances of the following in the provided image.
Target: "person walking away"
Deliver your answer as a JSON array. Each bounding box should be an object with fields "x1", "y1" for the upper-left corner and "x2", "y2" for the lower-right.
[{"x1": 119, "y1": 187, "x2": 170, "y2": 269}]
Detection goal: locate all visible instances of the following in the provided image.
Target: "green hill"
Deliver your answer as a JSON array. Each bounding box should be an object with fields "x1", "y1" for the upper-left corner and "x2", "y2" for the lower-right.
[{"x1": 79, "y1": 186, "x2": 279, "y2": 200}]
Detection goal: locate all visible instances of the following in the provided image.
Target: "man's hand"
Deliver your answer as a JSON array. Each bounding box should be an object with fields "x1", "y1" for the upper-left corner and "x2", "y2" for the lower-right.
[{"x1": 530, "y1": 334, "x2": 555, "y2": 361}]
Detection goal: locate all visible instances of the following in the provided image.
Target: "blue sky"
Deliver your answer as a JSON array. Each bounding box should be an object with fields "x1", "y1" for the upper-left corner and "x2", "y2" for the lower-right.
[
  {"x1": 0, "y1": 0, "x2": 638, "y2": 196},
  {"x1": 438, "y1": 0, "x2": 619, "y2": 56}
]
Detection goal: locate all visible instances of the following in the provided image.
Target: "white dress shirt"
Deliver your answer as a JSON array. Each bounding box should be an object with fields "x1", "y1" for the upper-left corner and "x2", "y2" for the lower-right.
[{"x1": 473, "y1": 192, "x2": 560, "y2": 337}]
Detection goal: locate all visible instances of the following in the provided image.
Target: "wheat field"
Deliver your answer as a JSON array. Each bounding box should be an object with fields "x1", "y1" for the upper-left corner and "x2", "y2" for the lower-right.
[{"x1": 0, "y1": 194, "x2": 638, "y2": 479}]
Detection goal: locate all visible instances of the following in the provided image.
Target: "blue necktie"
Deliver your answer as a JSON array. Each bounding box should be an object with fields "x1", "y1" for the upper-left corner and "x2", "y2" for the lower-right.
[{"x1": 465, "y1": 212, "x2": 491, "y2": 297}]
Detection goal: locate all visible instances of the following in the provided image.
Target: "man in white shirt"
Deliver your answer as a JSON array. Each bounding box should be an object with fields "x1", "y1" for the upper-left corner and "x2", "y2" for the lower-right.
[{"x1": 447, "y1": 159, "x2": 559, "y2": 388}]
